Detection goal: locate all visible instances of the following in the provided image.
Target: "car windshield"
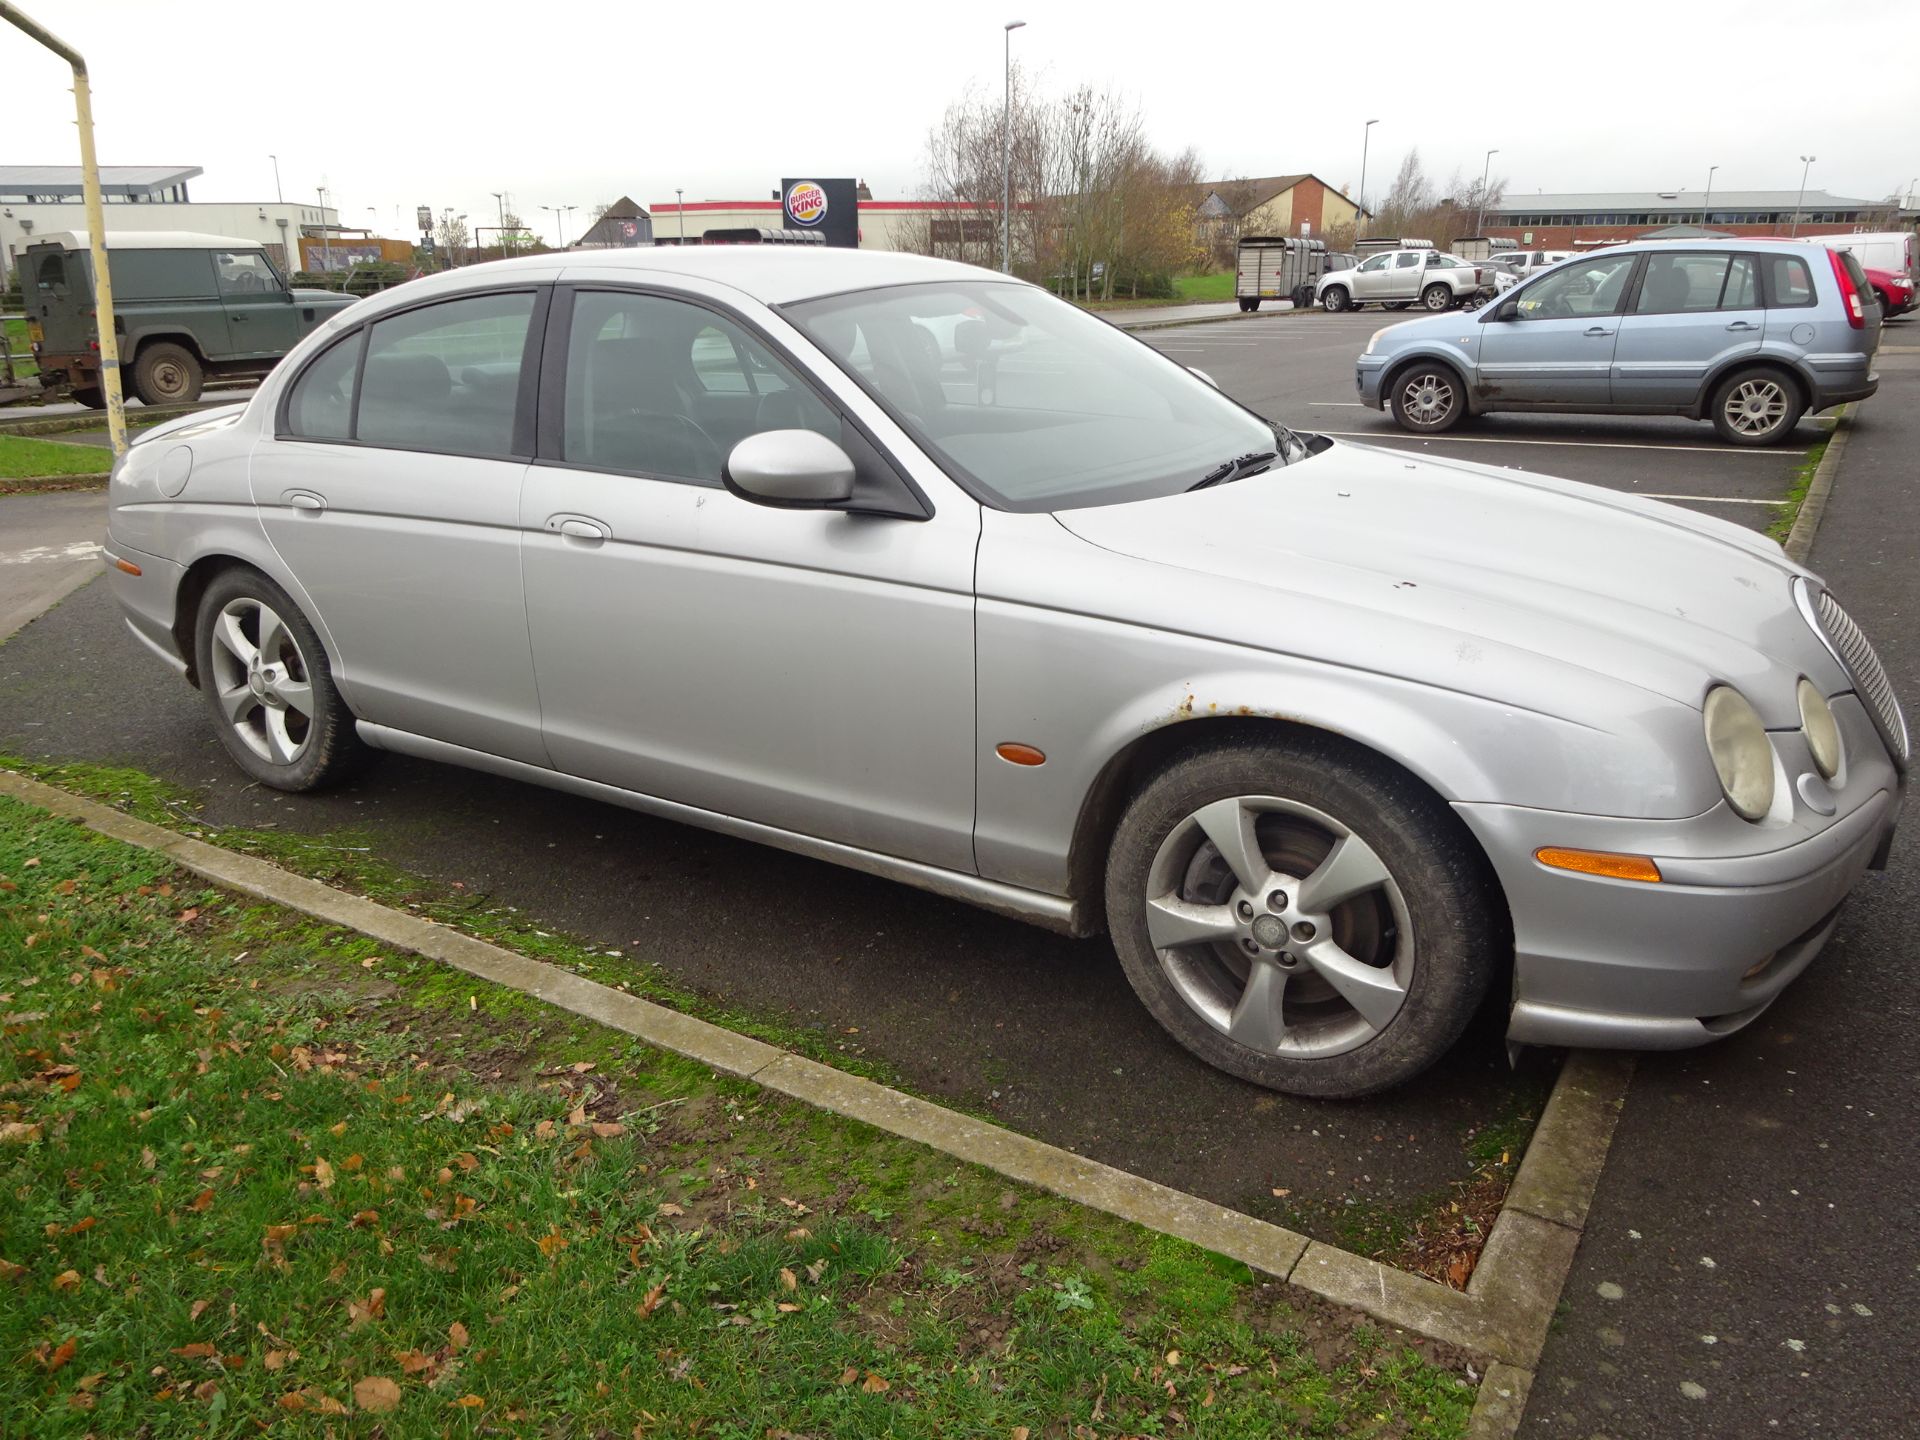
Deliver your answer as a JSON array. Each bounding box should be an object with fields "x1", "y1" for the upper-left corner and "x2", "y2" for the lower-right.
[{"x1": 782, "y1": 280, "x2": 1284, "y2": 511}]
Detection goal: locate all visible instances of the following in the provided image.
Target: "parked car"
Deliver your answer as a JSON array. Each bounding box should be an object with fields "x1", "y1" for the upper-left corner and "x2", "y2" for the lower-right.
[
  {"x1": 1808, "y1": 231, "x2": 1918, "y2": 293},
  {"x1": 1318, "y1": 250, "x2": 1495, "y2": 312},
  {"x1": 1482, "y1": 257, "x2": 1524, "y2": 292},
  {"x1": 1862, "y1": 264, "x2": 1916, "y2": 318},
  {"x1": 1357, "y1": 240, "x2": 1880, "y2": 444},
  {"x1": 21, "y1": 231, "x2": 358, "y2": 407},
  {"x1": 1490, "y1": 249, "x2": 1569, "y2": 280},
  {"x1": 106, "y1": 247, "x2": 1905, "y2": 1097}
]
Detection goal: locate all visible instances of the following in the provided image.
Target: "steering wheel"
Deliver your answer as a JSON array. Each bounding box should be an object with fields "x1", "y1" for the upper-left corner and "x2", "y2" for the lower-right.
[{"x1": 232, "y1": 271, "x2": 266, "y2": 294}]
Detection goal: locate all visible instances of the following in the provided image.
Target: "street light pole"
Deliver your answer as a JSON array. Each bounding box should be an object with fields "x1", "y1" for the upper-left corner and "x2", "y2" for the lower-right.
[
  {"x1": 1357, "y1": 119, "x2": 1378, "y2": 238},
  {"x1": 1, "y1": 1, "x2": 126, "y2": 455},
  {"x1": 318, "y1": 185, "x2": 331, "y2": 274},
  {"x1": 1002, "y1": 19, "x2": 1026, "y2": 274},
  {"x1": 1475, "y1": 147, "x2": 1499, "y2": 234},
  {"x1": 1703, "y1": 164, "x2": 1718, "y2": 224},
  {"x1": 491, "y1": 191, "x2": 507, "y2": 254},
  {"x1": 1792, "y1": 155, "x2": 1815, "y2": 237},
  {"x1": 676, "y1": 188, "x2": 685, "y2": 243},
  {"x1": 270, "y1": 153, "x2": 283, "y2": 203}
]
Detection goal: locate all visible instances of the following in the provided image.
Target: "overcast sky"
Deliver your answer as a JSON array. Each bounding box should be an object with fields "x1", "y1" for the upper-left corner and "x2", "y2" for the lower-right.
[{"x1": 7, "y1": 0, "x2": 1914, "y2": 245}]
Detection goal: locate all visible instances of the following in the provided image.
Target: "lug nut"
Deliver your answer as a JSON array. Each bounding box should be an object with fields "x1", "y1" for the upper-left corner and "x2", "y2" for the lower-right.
[
  {"x1": 1241, "y1": 938, "x2": 1260, "y2": 955},
  {"x1": 1236, "y1": 900, "x2": 1254, "y2": 920},
  {"x1": 1291, "y1": 921, "x2": 1316, "y2": 942},
  {"x1": 1267, "y1": 890, "x2": 1288, "y2": 912}
]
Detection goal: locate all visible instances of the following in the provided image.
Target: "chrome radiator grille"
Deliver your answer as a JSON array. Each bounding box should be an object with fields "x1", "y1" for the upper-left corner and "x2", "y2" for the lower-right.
[{"x1": 1814, "y1": 588, "x2": 1909, "y2": 767}]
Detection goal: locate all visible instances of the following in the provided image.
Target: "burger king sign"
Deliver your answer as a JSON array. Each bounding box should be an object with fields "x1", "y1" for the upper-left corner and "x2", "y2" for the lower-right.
[{"x1": 785, "y1": 181, "x2": 828, "y2": 227}]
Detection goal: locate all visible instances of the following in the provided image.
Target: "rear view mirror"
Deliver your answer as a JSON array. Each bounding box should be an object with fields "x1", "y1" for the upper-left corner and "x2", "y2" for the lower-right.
[{"x1": 723, "y1": 429, "x2": 856, "y2": 509}]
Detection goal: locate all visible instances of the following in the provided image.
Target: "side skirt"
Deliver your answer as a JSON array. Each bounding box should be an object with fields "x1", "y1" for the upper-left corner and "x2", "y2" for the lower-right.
[{"x1": 355, "y1": 721, "x2": 1086, "y2": 937}]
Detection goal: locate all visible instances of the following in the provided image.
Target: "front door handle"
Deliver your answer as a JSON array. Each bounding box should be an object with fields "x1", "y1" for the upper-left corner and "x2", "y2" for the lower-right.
[
  {"x1": 231, "y1": 313, "x2": 249, "y2": 323},
  {"x1": 1584, "y1": 326, "x2": 1614, "y2": 337},
  {"x1": 1725, "y1": 320, "x2": 1760, "y2": 331},
  {"x1": 547, "y1": 514, "x2": 610, "y2": 544},
  {"x1": 283, "y1": 490, "x2": 326, "y2": 513}
]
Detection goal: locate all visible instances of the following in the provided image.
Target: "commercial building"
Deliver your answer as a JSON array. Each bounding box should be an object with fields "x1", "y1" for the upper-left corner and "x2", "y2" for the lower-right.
[
  {"x1": 1, "y1": 165, "x2": 343, "y2": 283},
  {"x1": 1486, "y1": 190, "x2": 1910, "y2": 249},
  {"x1": 571, "y1": 197, "x2": 654, "y2": 249},
  {"x1": 650, "y1": 192, "x2": 991, "y2": 251}
]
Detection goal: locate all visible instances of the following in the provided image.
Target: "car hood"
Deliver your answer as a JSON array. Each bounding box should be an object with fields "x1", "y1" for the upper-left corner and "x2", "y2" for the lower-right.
[{"x1": 1053, "y1": 439, "x2": 1826, "y2": 723}]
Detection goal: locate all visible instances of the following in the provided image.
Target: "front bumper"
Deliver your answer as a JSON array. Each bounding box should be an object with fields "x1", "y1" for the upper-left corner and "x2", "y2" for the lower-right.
[
  {"x1": 1458, "y1": 696, "x2": 1901, "y2": 1050},
  {"x1": 1355, "y1": 354, "x2": 1387, "y2": 409}
]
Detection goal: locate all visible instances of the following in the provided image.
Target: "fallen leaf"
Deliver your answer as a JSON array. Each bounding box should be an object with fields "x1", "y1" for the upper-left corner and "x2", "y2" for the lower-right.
[
  {"x1": 448, "y1": 1321, "x2": 469, "y2": 1350},
  {"x1": 188, "y1": 1189, "x2": 215, "y2": 1213},
  {"x1": 1012, "y1": 1430, "x2": 1031, "y2": 1440},
  {"x1": 354, "y1": 1376, "x2": 402, "y2": 1413},
  {"x1": 172, "y1": 1342, "x2": 217, "y2": 1360},
  {"x1": 862, "y1": 1372, "x2": 891, "y2": 1394},
  {"x1": 396, "y1": 1350, "x2": 437, "y2": 1375},
  {"x1": 314, "y1": 1157, "x2": 335, "y2": 1191},
  {"x1": 0, "y1": 1122, "x2": 43, "y2": 1144},
  {"x1": 779, "y1": 1267, "x2": 798, "y2": 1292},
  {"x1": 1271, "y1": 1187, "x2": 1292, "y2": 1198},
  {"x1": 657, "y1": 1203, "x2": 685, "y2": 1218},
  {"x1": 454, "y1": 1394, "x2": 484, "y2": 1409},
  {"x1": 777, "y1": 1302, "x2": 802, "y2": 1313},
  {"x1": 139, "y1": 1147, "x2": 157, "y2": 1170},
  {"x1": 591, "y1": 1122, "x2": 626, "y2": 1138},
  {"x1": 38, "y1": 1337, "x2": 77, "y2": 1372},
  {"x1": 263, "y1": 1350, "x2": 291, "y2": 1372},
  {"x1": 52, "y1": 1269, "x2": 81, "y2": 1292},
  {"x1": 189, "y1": 1299, "x2": 210, "y2": 1321},
  {"x1": 537, "y1": 1228, "x2": 569, "y2": 1257},
  {"x1": 837, "y1": 1367, "x2": 859, "y2": 1386},
  {"x1": 636, "y1": 1283, "x2": 668, "y2": 1319},
  {"x1": 346, "y1": 1288, "x2": 387, "y2": 1327}
]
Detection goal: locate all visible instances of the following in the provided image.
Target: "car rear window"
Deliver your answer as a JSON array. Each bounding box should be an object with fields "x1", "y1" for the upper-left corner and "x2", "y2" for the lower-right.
[{"x1": 356, "y1": 291, "x2": 536, "y2": 458}]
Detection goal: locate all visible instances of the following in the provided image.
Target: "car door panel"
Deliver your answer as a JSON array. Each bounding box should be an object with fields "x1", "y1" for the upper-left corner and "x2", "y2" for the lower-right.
[
  {"x1": 519, "y1": 284, "x2": 980, "y2": 872},
  {"x1": 251, "y1": 287, "x2": 549, "y2": 765},
  {"x1": 1476, "y1": 255, "x2": 1639, "y2": 404},
  {"x1": 1612, "y1": 253, "x2": 1764, "y2": 408}
]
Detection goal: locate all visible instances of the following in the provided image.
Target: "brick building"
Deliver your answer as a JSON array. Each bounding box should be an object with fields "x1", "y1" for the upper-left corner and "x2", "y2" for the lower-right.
[
  {"x1": 1487, "y1": 189, "x2": 1912, "y2": 250},
  {"x1": 1195, "y1": 174, "x2": 1365, "y2": 242}
]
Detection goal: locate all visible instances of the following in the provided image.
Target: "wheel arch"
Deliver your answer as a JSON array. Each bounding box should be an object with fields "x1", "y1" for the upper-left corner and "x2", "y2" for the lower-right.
[
  {"x1": 1379, "y1": 351, "x2": 1474, "y2": 413},
  {"x1": 1064, "y1": 713, "x2": 1513, "y2": 952},
  {"x1": 168, "y1": 542, "x2": 335, "y2": 693},
  {"x1": 130, "y1": 330, "x2": 211, "y2": 367},
  {"x1": 1690, "y1": 354, "x2": 1811, "y2": 421}
]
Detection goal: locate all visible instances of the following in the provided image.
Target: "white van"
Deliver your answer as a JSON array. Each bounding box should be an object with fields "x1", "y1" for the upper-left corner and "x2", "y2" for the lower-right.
[{"x1": 1812, "y1": 232, "x2": 1917, "y2": 287}]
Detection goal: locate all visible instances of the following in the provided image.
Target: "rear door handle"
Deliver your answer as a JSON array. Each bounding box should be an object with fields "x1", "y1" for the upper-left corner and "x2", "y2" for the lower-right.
[
  {"x1": 547, "y1": 514, "x2": 610, "y2": 544},
  {"x1": 1726, "y1": 321, "x2": 1760, "y2": 331},
  {"x1": 283, "y1": 490, "x2": 326, "y2": 513},
  {"x1": 1584, "y1": 326, "x2": 1614, "y2": 337}
]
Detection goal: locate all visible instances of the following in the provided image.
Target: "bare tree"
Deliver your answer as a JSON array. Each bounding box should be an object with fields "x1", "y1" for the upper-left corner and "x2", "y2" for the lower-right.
[{"x1": 435, "y1": 212, "x2": 470, "y2": 262}]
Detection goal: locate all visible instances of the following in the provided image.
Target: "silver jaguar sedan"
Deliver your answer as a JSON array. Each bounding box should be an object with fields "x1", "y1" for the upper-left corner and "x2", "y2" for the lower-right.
[{"x1": 104, "y1": 248, "x2": 1905, "y2": 1097}]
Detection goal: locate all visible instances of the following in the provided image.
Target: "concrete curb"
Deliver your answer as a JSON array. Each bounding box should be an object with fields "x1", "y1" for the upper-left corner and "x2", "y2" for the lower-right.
[
  {"x1": 0, "y1": 767, "x2": 1632, "y2": 1415},
  {"x1": 1784, "y1": 403, "x2": 1853, "y2": 565}
]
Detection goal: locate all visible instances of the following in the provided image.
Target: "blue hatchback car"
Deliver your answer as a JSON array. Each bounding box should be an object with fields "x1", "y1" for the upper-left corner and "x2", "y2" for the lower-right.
[{"x1": 1356, "y1": 239, "x2": 1880, "y2": 445}]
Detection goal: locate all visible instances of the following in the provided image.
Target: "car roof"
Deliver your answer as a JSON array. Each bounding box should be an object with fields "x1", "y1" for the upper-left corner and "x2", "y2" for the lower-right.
[
  {"x1": 33, "y1": 230, "x2": 264, "y2": 252},
  {"x1": 1586, "y1": 237, "x2": 1848, "y2": 256},
  {"x1": 404, "y1": 245, "x2": 1015, "y2": 308}
]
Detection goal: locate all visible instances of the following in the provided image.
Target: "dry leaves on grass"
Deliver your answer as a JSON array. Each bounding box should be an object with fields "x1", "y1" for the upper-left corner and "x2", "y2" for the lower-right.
[{"x1": 353, "y1": 1376, "x2": 402, "y2": 1413}]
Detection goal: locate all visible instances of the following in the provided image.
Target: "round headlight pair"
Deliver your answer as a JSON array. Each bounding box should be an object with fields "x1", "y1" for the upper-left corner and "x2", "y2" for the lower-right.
[
  {"x1": 1797, "y1": 679, "x2": 1842, "y2": 780},
  {"x1": 1704, "y1": 687, "x2": 1775, "y2": 821}
]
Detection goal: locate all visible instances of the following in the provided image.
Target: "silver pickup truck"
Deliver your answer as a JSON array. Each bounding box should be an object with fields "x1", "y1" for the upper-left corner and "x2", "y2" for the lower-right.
[{"x1": 1316, "y1": 249, "x2": 1497, "y2": 313}]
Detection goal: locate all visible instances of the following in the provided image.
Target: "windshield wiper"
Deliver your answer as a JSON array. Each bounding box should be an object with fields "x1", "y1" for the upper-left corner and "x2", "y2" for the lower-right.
[
  {"x1": 1270, "y1": 420, "x2": 1312, "y2": 460},
  {"x1": 1188, "y1": 450, "x2": 1279, "y2": 491}
]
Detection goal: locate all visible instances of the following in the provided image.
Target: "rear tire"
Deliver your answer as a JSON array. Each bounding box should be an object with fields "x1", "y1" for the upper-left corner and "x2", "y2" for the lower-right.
[
  {"x1": 1388, "y1": 361, "x2": 1466, "y2": 433},
  {"x1": 1708, "y1": 366, "x2": 1803, "y2": 446},
  {"x1": 69, "y1": 386, "x2": 105, "y2": 409},
  {"x1": 1103, "y1": 734, "x2": 1498, "y2": 1098},
  {"x1": 1321, "y1": 285, "x2": 1350, "y2": 313},
  {"x1": 193, "y1": 567, "x2": 370, "y2": 792},
  {"x1": 131, "y1": 342, "x2": 203, "y2": 406},
  {"x1": 1421, "y1": 284, "x2": 1454, "y2": 311}
]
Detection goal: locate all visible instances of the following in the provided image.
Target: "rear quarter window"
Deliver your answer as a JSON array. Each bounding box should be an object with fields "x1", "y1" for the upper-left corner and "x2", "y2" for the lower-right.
[
  {"x1": 106, "y1": 249, "x2": 218, "y2": 300},
  {"x1": 1763, "y1": 254, "x2": 1817, "y2": 308}
]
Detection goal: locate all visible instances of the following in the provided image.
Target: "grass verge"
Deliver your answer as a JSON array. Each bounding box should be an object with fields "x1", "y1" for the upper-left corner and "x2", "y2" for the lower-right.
[
  {"x1": 0, "y1": 434, "x2": 109, "y2": 481},
  {"x1": 1768, "y1": 428, "x2": 1832, "y2": 543},
  {"x1": 0, "y1": 791, "x2": 1477, "y2": 1436},
  {"x1": 3, "y1": 316, "x2": 34, "y2": 379}
]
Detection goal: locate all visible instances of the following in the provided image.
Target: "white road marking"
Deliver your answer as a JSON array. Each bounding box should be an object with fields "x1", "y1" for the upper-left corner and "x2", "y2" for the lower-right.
[
  {"x1": 1, "y1": 541, "x2": 103, "y2": 566},
  {"x1": 1307, "y1": 402, "x2": 1368, "y2": 407},
  {"x1": 1636, "y1": 494, "x2": 1779, "y2": 505},
  {"x1": 1319, "y1": 430, "x2": 1806, "y2": 457}
]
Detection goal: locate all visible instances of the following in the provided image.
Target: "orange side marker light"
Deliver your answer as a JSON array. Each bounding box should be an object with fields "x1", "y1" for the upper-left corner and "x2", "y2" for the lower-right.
[
  {"x1": 995, "y1": 742, "x2": 1047, "y2": 767},
  {"x1": 1534, "y1": 847, "x2": 1661, "y2": 883}
]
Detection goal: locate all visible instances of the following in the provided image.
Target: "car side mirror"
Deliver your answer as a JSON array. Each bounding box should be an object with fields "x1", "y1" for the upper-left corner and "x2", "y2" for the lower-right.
[
  {"x1": 722, "y1": 429, "x2": 857, "y2": 509},
  {"x1": 1483, "y1": 300, "x2": 1519, "y2": 322}
]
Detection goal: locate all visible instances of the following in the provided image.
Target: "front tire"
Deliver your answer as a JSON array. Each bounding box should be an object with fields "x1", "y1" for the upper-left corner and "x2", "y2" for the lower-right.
[
  {"x1": 1421, "y1": 283, "x2": 1454, "y2": 311},
  {"x1": 1104, "y1": 734, "x2": 1498, "y2": 1097},
  {"x1": 131, "y1": 342, "x2": 203, "y2": 406},
  {"x1": 1389, "y1": 362, "x2": 1466, "y2": 433},
  {"x1": 1321, "y1": 285, "x2": 1350, "y2": 313},
  {"x1": 1709, "y1": 366, "x2": 1803, "y2": 446},
  {"x1": 193, "y1": 567, "x2": 369, "y2": 791}
]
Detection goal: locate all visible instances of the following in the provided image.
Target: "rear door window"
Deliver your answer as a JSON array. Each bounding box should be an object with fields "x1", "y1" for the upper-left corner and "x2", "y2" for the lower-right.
[
  {"x1": 357, "y1": 291, "x2": 536, "y2": 458},
  {"x1": 1633, "y1": 253, "x2": 1732, "y2": 314},
  {"x1": 33, "y1": 251, "x2": 67, "y2": 293},
  {"x1": 109, "y1": 249, "x2": 218, "y2": 299}
]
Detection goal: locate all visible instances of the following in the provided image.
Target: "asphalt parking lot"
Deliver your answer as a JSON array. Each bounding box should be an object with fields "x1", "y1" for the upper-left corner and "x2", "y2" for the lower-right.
[{"x1": 1140, "y1": 307, "x2": 1834, "y2": 528}]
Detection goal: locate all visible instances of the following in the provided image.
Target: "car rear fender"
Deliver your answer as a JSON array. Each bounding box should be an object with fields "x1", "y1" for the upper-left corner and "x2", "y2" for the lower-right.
[{"x1": 1688, "y1": 349, "x2": 1813, "y2": 420}]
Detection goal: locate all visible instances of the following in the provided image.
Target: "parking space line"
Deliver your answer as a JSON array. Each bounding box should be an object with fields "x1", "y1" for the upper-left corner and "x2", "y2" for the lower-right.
[
  {"x1": 1319, "y1": 431, "x2": 1806, "y2": 457},
  {"x1": 1635, "y1": 494, "x2": 1779, "y2": 505}
]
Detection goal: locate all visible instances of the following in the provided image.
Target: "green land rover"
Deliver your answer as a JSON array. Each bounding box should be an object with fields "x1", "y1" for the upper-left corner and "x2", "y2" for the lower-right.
[{"x1": 22, "y1": 231, "x2": 359, "y2": 407}]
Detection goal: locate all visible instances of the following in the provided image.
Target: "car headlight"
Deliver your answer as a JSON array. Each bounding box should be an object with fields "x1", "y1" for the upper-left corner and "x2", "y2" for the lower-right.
[
  {"x1": 1365, "y1": 328, "x2": 1388, "y2": 355},
  {"x1": 1704, "y1": 686, "x2": 1775, "y2": 821},
  {"x1": 1797, "y1": 678, "x2": 1842, "y2": 779}
]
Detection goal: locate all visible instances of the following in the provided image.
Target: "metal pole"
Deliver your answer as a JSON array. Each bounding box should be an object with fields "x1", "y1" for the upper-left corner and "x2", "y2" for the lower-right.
[
  {"x1": 1792, "y1": 155, "x2": 1815, "y2": 237},
  {"x1": 2, "y1": 2, "x2": 126, "y2": 454},
  {"x1": 270, "y1": 153, "x2": 283, "y2": 203},
  {"x1": 1002, "y1": 20, "x2": 1026, "y2": 274},
  {"x1": 319, "y1": 186, "x2": 331, "y2": 274},
  {"x1": 1475, "y1": 147, "x2": 1499, "y2": 234},
  {"x1": 1357, "y1": 119, "x2": 1378, "y2": 239},
  {"x1": 676, "y1": 189, "x2": 685, "y2": 243},
  {"x1": 491, "y1": 192, "x2": 506, "y2": 255},
  {"x1": 1703, "y1": 165, "x2": 1717, "y2": 224}
]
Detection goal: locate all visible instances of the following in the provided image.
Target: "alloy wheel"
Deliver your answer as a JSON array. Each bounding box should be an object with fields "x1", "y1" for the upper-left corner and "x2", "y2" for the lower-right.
[
  {"x1": 1399, "y1": 371, "x2": 1455, "y2": 428},
  {"x1": 1142, "y1": 794, "x2": 1411, "y2": 1058},
  {"x1": 1724, "y1": 378, "x2": 1788, "y2": 437},
  {"x1": 206, "y1": 597, "x2": 317, "y2": 766}
]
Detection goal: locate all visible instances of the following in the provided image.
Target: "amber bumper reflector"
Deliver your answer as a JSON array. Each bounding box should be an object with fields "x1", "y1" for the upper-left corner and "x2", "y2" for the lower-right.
[
  {"x1": 1534, "y1": 847, "x2": 1662, "y2": 883},
  {"x1": 109, "y1": 556, "x2": 141, "y2": 577},
  {"x1": 995, "y1": 743, "x2": 1046, "y2": 767}
]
